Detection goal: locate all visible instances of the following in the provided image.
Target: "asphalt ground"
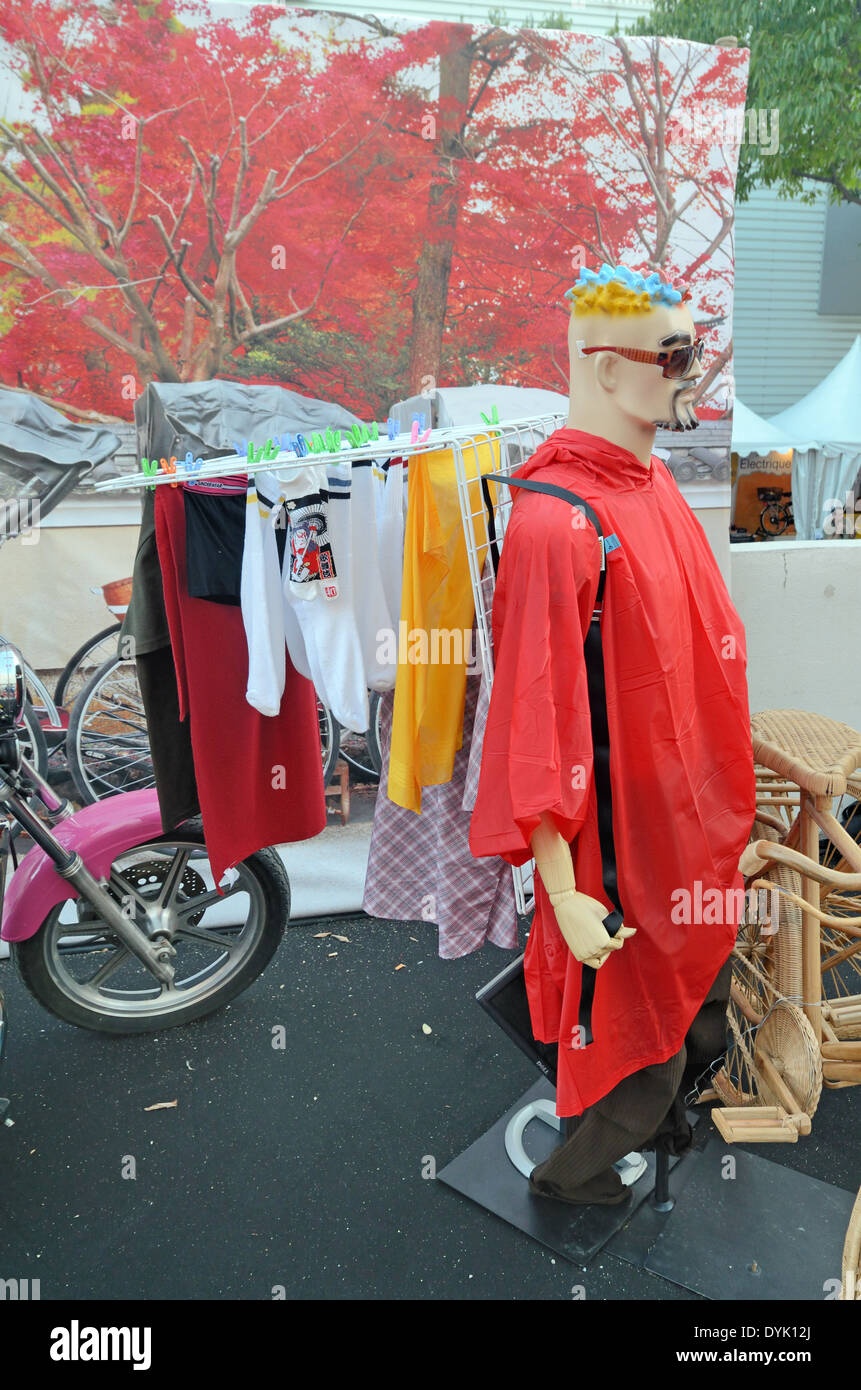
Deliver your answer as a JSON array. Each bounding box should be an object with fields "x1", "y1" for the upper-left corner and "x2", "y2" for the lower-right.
[{"x1": 0, "y1": 906, "x2": 857, "y2": 1303}]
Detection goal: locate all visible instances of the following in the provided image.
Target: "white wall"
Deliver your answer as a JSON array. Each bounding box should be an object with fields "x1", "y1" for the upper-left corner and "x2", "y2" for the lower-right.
[
  {"x1": 731, "y1": 540, "x2": 861, "y2": 731},
  {"x1": 695, "y1": 506, "x2": 730, "y2": 586},
  {"x1": 733, "y1": 187, "x2": 861, "y2": 418},
  {"x1": 0, "y1": 523, "x2": 139, "y2": 671}
]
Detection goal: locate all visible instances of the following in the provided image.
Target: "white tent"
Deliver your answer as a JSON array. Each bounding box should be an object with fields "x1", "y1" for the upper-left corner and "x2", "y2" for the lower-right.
[
  {"x1": 768, "y1": 336, "x2": 861, "y2": 539},
  {"x1": 731, "y1": 398, "x2": 797, "y2": 456}
]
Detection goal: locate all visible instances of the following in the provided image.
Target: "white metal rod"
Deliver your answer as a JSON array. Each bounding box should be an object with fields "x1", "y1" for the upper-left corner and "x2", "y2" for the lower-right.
[{"x1": 92, "y1": 412, "x2": 565, "y2": 492}]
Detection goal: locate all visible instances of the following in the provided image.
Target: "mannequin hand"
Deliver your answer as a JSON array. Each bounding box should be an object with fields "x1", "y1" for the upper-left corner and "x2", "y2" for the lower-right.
[{"x1": 548, "y1": 888, "x2": 637, "y2": 968}]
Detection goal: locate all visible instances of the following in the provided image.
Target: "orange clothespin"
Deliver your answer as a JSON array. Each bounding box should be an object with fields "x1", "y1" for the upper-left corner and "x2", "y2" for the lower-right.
[{"x1": 160, "y1": 456, "x2": 179, "y2": 487}]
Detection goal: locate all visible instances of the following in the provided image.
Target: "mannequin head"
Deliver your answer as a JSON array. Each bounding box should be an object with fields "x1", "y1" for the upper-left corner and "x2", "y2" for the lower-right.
[{"x1": 564, "y1": 264, "x2": 704, "y2": 465}]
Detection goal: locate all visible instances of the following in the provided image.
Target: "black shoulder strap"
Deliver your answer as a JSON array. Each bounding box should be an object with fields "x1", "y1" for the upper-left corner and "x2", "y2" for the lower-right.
[
  {"x1": 482, "y1": 472, "x2": 607, "y2": 610},
  {"x1": 482, "y1": 470, "x2": 622, "y2": 1047}
]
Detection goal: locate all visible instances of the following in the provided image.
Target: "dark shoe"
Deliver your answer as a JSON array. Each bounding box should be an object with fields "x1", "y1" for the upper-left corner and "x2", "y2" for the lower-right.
[{"x1": 528, "y1": 1167, "x2": 629, "y2": 1207}]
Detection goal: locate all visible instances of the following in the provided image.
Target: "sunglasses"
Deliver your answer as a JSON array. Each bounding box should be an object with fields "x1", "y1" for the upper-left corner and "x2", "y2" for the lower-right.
[{"x1": 576, "y1": 337, "x2": 705, "y2": 380}]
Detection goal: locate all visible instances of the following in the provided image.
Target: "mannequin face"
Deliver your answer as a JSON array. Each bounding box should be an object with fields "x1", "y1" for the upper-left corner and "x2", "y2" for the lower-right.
[{"x1": 568, "y1": 302, "x2": 704, "y2": 434}]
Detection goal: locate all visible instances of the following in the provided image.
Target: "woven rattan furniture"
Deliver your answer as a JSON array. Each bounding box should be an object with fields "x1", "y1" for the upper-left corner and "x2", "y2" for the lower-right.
[
  {"x1": 842, "y1": 1187, "x2": 861, "y2": 1300},
  {"x1": 709, "y1": 710, "x2": 861, "y2": 1142}
]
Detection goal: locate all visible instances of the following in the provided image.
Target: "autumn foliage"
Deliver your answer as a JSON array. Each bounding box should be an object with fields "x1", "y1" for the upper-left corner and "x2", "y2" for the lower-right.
[{"x1": 0, "y1": 1, "x2": 748, "y2": 420}]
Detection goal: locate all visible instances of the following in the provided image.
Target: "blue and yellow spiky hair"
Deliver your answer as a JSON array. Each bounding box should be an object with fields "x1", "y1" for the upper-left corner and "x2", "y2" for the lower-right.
[{"x1": 564, "y1": 263, "x2": 692, "y2": 317}]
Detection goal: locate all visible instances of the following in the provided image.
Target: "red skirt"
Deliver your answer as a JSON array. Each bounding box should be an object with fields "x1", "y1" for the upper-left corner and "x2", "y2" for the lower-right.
[{"x1": 155, "y1": 484, "x2": 326, "y2": 886}]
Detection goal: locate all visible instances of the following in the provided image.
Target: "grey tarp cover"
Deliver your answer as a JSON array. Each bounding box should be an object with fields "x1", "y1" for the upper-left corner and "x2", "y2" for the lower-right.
[
  {"x1": 0, "y1": 386, "x2": 121, "y2": 489},
  {"x1": 122, "y1": 380, "x2": 364, "y2": 653}
]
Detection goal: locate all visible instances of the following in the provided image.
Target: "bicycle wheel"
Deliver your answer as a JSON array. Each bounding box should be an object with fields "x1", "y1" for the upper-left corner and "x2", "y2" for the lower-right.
[
  {"x1": 54, "y1": 624, "x2": 122, "y2": 707},
  {"x1": 337, "y1": 692, "x2": 382, "y2": 780},
  {"x1": 318, "y1": 701, "x2": 340, "y2": 788},
  {"x1": 18, "y1": 698, "x2": 49, "y2": 781},
  {"x1": 759, "y1": 504, "x2": 788, "y2": 537},
  {"x1": 366, "y1": 691, "x2": 383, "y2": 775},
  {"x1": 68, "y1": 655, "x2": 153, "y2": 804}
]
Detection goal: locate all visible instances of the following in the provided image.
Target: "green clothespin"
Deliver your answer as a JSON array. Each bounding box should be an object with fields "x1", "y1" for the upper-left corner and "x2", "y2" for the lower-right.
[
  {"x1": 263, "y1": 437, "x2": 280, "y2": 461},
  {"x1": 141, "y1": 457, "x2": 159, "y2": 490},
  {"x1": 479, "y1": 403, "x2": 500, "y2": 437},
  {"x1": 348, "y1": 422, "x2": 374, "y2": 449}
]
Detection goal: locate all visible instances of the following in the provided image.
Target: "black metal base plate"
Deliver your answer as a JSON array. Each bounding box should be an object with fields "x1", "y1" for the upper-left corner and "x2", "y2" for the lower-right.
[
  {"x1": 437, "y1": 1079, "x2": 672, "y2": 1265},
  {"x1": 638, "y1": 1134, "x2": 856, "y2": 1300}
]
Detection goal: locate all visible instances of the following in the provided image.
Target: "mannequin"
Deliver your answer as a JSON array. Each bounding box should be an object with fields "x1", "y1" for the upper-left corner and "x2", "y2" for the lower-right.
[
  {"x1": 532, "y1": 267, "x2": 704, "y2": 967},
  {"x1": 469, "y1": 264, "x2": 757, "y2": 1205}
]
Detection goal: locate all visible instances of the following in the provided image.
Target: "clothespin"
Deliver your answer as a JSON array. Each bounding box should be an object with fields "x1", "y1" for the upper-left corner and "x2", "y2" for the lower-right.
[
  {"x1": 410, "y1": 419, "x2": 431, "y2": 445},
  {"x1": 183, "y1": 451, "x2": 203, "y2": 475},
  {"x1": 412, "y1": 412, "x2": 426, "y2": 432},
  {"x1": 160, "y1": 456, "x2": 179, "y2": 488},
  {"x1": 141, "y1": 457, "x2": 160, "y2": 490},
  {"x1": 386, "y1": 416, "x2": 400, "y2": 441},
  {"x1": 347, "y1": 421, "x2": 380, "y2": 449},
  {"x1": 480, "y1": 403, "x2": 500, "y2": 437},
  {"x1": 247, "y1": 440, "x2": 267, "y2": 464},
  {"x1": 293, "y1": 434, "x2": 309, "y2": 458},
  {"x1": 232, "y1": 440, "x2": 247, "y2": 459},
  {"x1": 263, "y1": 437, "x2": 280, "y2": 461}
]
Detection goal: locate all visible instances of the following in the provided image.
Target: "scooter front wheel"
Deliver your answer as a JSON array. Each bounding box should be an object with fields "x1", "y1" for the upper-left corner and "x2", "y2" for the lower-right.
[{"x1": 12, "y1": 823, "x2": 289, "y2": 1034}]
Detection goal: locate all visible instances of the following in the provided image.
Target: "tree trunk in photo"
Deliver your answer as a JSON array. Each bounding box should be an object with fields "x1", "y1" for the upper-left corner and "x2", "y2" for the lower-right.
[{"x1": 408, "y1": 36, "x2": 473, "y2": 397}]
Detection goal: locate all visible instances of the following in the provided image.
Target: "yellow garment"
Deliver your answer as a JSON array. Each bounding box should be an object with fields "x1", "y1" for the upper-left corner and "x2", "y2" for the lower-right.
[{"x1": 387, "y1": 436, "x2": 500, "y2": 812}]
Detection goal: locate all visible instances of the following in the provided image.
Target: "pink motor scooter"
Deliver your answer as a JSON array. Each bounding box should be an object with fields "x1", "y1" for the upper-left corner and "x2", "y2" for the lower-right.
[{"x1": 0, "y1": 645, "x2": 290, "y2": 1047}]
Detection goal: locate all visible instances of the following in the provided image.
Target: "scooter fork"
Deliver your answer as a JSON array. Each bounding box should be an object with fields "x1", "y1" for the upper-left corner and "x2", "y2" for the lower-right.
[{"x1": 0, "y1": 756, "x2": 176, "y2": 987}]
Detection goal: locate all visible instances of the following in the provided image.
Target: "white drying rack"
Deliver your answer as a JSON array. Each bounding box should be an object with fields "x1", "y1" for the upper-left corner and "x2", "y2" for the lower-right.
[
  {"x1": 92, "y1": 412, "x2": 563, "y2": 492},
  {"x1": 452, "y1": 411, "x2": 568, "y2": 914},
  {"x1": 94, "y1": 407, "x2": 566, "y2": 913}
]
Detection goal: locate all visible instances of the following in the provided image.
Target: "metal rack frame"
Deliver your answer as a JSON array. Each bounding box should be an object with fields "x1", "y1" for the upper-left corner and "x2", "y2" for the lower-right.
[{"x1": 451, "y1": 413, "x2": 567, "y2": 913}]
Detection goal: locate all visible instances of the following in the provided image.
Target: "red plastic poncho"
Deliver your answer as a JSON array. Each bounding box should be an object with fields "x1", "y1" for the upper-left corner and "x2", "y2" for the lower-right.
[{"x1": 469, "y1": 430, "x2": 757, "y2": 1117}]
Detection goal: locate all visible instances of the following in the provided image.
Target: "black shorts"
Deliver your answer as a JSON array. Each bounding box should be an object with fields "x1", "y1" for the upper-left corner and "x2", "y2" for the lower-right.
[{"x1": 184, "y1": 486, "x2": 286, "y2": 604}]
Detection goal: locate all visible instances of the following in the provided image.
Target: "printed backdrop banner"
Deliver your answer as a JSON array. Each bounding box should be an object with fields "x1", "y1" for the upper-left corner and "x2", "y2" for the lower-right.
[{"x1": 0, "y1": 6, "x2": 749, "y2": 423}]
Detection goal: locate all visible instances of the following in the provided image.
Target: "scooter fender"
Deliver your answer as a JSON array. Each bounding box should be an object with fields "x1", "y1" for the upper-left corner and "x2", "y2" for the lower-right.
[{"x1": 2, "y1": 789, "x2": 168, "y2": 943}]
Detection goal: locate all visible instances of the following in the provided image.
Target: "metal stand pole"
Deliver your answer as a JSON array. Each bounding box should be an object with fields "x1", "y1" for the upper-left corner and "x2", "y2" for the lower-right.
[{"x1": 650, "y1": 1146, "x2": 675, "y2": 1213}]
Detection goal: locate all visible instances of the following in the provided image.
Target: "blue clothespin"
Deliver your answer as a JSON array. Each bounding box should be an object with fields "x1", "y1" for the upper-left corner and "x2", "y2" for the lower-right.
[
  {"x1": 412, "y1": 412, "x2": 426, "y2": 432},
  {"x1": 294, "y1": 434, "x2": 309, "y2": 457},
  {"x1": 386, "y1": 416, "x2": 400, "y2": 441}
]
